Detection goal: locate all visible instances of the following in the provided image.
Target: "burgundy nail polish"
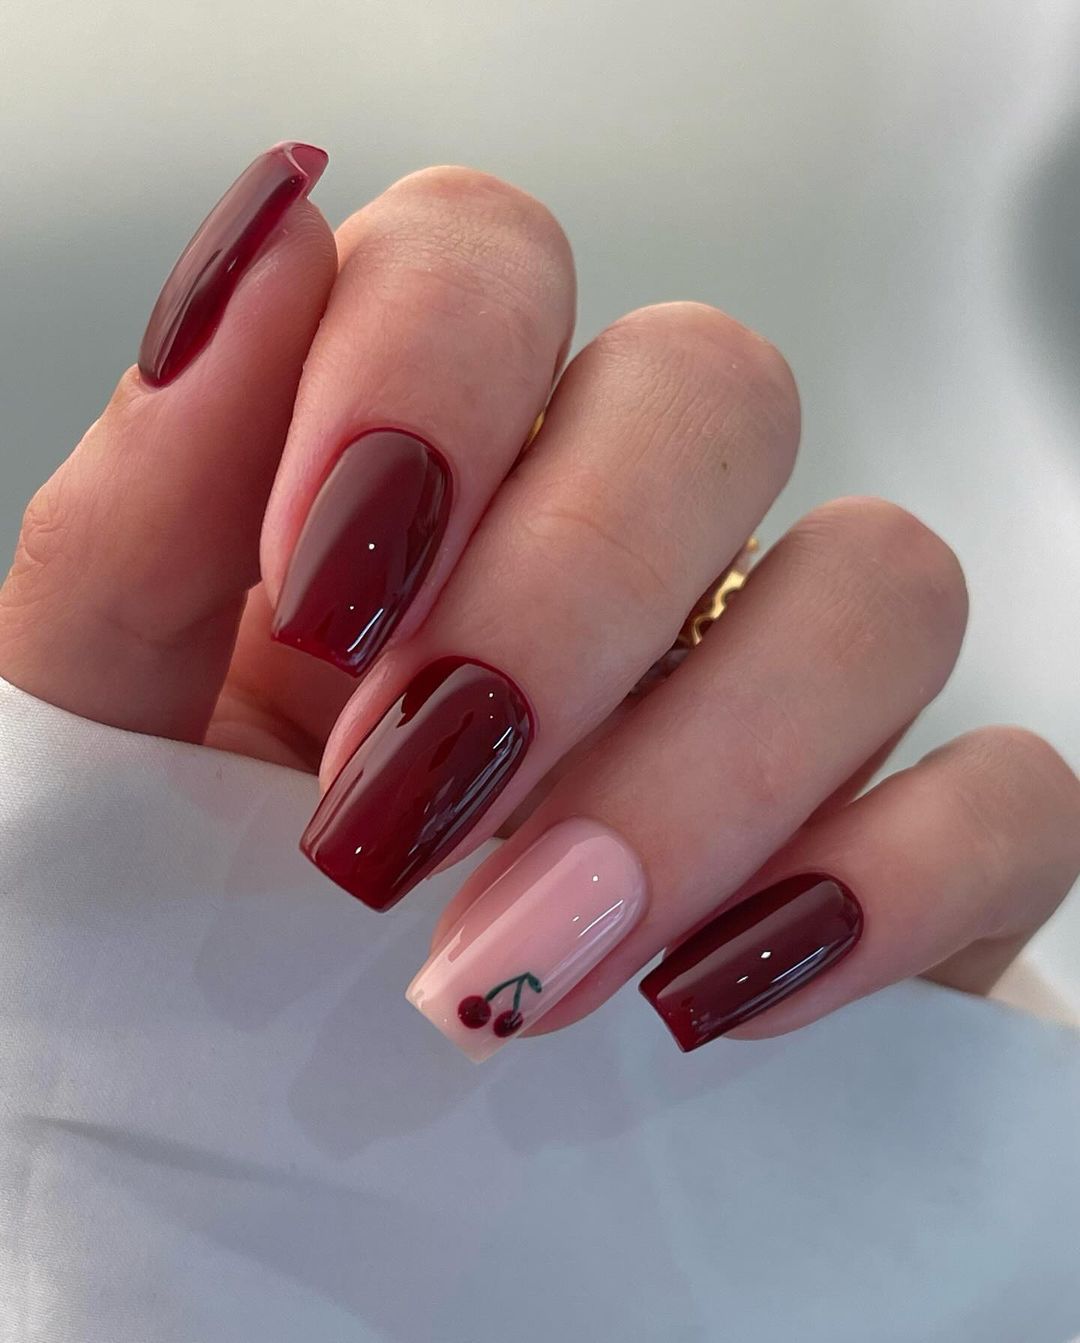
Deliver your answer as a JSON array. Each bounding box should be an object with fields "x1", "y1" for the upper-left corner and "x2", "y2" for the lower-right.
[
  {"x1": 138, "y1": 140, "x2": 328, "y2": 388},
  {"x1": 639, "y1": 874, "x2": 863, "y2": 1051},
  {"x1": 271, "y1": 430, "x2": 452, "y2": 676},
  {"x1": 301, "y1": 658, "x2": 533, "y2": 910}
]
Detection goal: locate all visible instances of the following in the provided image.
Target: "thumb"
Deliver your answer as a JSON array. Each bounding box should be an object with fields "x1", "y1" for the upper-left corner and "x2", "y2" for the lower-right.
[{"x1": 0, "y1": 142, "x2": 336, "y2": 741}]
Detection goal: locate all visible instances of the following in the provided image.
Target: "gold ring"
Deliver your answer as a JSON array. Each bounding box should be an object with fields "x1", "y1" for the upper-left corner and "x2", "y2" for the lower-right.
[
  {"x1": 676, "y1": 536, "x2": 759, "y2": 649},
  {"x1": 521, "y1": 408, "x2": 546, "y2": 453},
  {"x1": 630, "y1": 537, "x2": 760, "y2": 698}
]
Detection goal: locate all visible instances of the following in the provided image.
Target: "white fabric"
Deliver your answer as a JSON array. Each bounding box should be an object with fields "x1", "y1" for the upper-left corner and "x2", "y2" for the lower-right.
[{"x1": 1, "y1": 675, "x2": 1078, "y2": 1343}]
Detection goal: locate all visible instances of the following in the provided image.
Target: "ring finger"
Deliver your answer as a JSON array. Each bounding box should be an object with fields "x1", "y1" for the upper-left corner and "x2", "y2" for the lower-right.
[{"x1": 407, "y1": 497, "x2": 971, "y2": 1059}]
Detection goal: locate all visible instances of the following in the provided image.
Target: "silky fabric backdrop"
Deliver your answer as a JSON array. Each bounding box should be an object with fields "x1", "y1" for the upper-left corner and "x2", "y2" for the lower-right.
[{"x1": 1, "y1": 674, "x2": 1079, "y2": 1342}]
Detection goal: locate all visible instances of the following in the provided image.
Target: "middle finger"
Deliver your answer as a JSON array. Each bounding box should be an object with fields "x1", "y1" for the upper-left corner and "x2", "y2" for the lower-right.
[{"x1": 303, "y1": 301, "x2": 799, "y2": 909}]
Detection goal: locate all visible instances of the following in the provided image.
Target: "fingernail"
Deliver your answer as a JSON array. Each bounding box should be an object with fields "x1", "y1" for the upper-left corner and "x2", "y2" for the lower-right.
[
  {"x1": 407, "y1": 819, "x2": 648, "y2": 1062},
  {"x1": 138, "y1": 140, "x2": 328, "y2": 387},
  {"x1": 301, "y1": 658, "x2": 532, "y2": 910},
  {"x1": 639, "y1": 873, "x2": 863, "y2": 1051},
  {"x1": 271, "y1": 430, "x2": 452, "y2": 676}
]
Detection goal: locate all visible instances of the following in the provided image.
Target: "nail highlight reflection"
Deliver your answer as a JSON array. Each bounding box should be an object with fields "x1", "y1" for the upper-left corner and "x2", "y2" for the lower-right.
[
  {"x1": 272, "y1": 429, "x2": 451, "y2": 676},
  {"x1": 301, "y1": 658, "x2": 532, "y2": 910},
  {"x1": 639, "y1": 873, "x2": 863, "y2": 1051}
]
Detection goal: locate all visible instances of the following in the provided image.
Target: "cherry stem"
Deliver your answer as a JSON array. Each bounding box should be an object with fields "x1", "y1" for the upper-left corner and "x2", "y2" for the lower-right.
[{"x1": 485, "y1": 972, "x2": 543, "y2": 1013}]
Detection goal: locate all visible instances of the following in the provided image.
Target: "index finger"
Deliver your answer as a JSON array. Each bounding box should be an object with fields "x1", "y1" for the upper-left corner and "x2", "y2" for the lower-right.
[{"x1": 261, "y1": 166, "x2": 576, "y2": 678}]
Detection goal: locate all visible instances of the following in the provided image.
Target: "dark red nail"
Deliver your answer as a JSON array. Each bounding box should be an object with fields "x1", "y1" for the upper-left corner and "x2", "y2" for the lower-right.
[
  {"x1": 138, "y1": 140, "x2": 328, "y2": 388},
  {"x1": 271, "y1": 430, "x2": 452, "y2": 676},
  {"x1": 639, "y1": 873, "x2": 863, "y2": 1051},
  {"x1": 301, "y1": 658, "x2": 533, "y2": 910}
]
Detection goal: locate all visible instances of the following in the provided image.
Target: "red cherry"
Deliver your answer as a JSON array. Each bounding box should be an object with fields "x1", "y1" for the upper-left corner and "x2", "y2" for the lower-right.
[
  {"x1": 493, "y1": 1009, "x2": 524, "y2": 1038},
  {"x1": 457, "y1": 995, "x2": 492, "y2": 1029}
]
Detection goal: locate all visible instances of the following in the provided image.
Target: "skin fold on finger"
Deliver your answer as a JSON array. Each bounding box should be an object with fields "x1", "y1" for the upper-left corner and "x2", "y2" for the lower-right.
[
  {"x1": 414, "y1": 497, "x2": 968, "y2": 1053},
  {"x1": 799, "y1": 721, "x2": 916, "y2": 823},
  {"x1": 304, "y1": 303, "x2": 800, "y2": 913},
  {"x1": 205, "y1": 584, "x2": 358, "y2": 770},
  {"x1": 0, "y1": 158, "x2": 336, "y2": 741},
  {"x1": 709, "y1": 726, "x2": 1080, "y2": 1043},
  {"x1": 259, "y1": 166, "x2": 576, "y2": 680}
]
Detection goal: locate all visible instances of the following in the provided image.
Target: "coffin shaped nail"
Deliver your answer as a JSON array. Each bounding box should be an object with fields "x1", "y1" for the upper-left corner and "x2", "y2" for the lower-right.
[
  {"x1": 301, "y1": 658, "x2": 532, "y2": 910},
  {"x1": 639, "y1": 873, "x2": 863, "y2": 1051},
  {"x1": 138, "y1": 140, "x2": 328, "y2": 387},
  {"x1": 407, "y1": 819, "x2": 648, "y2": 1062},
  {"x1": 272, "y1": 429, "x2": 451, "y2": 676}
]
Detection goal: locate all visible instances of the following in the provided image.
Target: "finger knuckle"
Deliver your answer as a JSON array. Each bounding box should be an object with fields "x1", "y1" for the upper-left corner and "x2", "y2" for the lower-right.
[
  {"x1": 522, "y1": 496, "x2": 682, "y2": 619},
  {"x1": 912, "y1": 726, "x2": 1080, "y2": 928},
  {"x1": 583, "y1": 303, "x2": 800, "y2": 485},
  {"x1": 795, "y1": 497, "x2": 969, "y2": 655},
  {"x1": 954, "y1": 726, "x2": 1080, "y2": 820},
  {"x1": 602, "y1": 303, "x2": 797, "y2": 411},
  {"x1": 391, "y1": 165, "x2": 570, "y2": 255},
  {"x1": 343, "y1": 166, "x2": 574, "y2": 325}
]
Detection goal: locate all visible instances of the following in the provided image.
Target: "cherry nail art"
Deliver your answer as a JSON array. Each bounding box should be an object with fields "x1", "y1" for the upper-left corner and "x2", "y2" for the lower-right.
[
  {"x1": 457, "y1": 973, "x2": 543, "y2": 1036},
  {"x1": 639, "y1": 873, "x2": 863, "y2": 1052},
  {"x1": 407, "y1": 819, "x2": 648, "y2": 1063},
  {"x1": 138, "y1": 140, "x2": 328, "y2": 388},
  {"x1": 301, "y1": 658, "x2": 533, "y2": 910},
  {"x1": 493, "y1": 1011, "x2": 523, "y2": 1038},
  {"x1": 457, "y1": 995, "x2": 492, "y2": 1029},
  {"x1": 272, "y1": 429, "x2": 451, "y2": 677}
]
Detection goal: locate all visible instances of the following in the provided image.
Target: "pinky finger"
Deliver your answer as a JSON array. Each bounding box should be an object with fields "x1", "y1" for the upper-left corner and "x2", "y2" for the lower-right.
[{"x1": 641, "y1": 727, "x2": 1080, "y2": 1049}]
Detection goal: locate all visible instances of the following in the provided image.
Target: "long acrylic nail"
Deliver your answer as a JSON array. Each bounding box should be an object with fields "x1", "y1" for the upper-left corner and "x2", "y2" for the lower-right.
[
  {"x1": 407, "y1": 819, "x2": 648, "y2": 1062},
  {"x1": 138, "y1": 140, "x2": 328, "y2": 387},
  {"x1": 301, "y1": 658, "x2": 533, "y2": 910},
  {"x1": 272, "y1": 429, "x2": 452, "y2": 676},
  {"x1": 639, "y1": 873, "x2": 863, "y2": 1051}
]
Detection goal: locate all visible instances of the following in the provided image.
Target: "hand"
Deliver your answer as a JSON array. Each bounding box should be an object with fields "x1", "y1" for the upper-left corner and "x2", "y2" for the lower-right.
[{"x1": 1, "y1": 143, "x2": 1077, "y2": 1061}]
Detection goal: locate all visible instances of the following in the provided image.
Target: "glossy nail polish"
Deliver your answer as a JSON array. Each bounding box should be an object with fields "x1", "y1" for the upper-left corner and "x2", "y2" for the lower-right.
[
  {"x1": 639, "y1": 873, "x2": 863, "y2": 1051},
  {"x1": 271, "y1": 430, "x2": 451, "y2": 676},
  {"x1": 138, "y1": 140, "x2": 328, "y2": 387},
  {"x1": 301, "y1": 658, "x2": 533, "y2": 910},
  {"x1": 407, "y1": 819, "x2": 648, "y2": 1062}
]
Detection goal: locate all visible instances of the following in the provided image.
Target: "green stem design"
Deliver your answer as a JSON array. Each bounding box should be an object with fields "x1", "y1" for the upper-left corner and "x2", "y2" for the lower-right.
[{"x1": 485, "y1": 972, "x2": 543, "y2": 1013}]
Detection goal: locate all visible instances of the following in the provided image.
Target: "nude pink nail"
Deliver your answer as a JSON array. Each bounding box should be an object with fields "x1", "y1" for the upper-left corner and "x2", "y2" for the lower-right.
[{"x1": 406, "y1": 819, "x2": 648, "y2": 1062}]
